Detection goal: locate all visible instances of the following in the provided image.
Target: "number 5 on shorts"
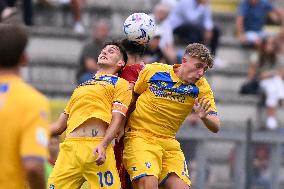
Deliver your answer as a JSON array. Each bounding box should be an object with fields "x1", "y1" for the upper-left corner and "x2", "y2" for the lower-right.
[{"x1": 97, "y1": 171, "x2": 114, "y2": 187}]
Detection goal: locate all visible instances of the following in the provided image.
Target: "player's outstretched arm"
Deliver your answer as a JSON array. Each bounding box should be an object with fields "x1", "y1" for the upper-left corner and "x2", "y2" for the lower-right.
[
  {"x1": 51, "y1": 112, "x2": 68, "y2": 135},
  {"x1": 193, "y1": 97, "x2": 220, "y2": 133},
  {"x1": 94, "y1": 112, "x2": 125, "y2": 165}
]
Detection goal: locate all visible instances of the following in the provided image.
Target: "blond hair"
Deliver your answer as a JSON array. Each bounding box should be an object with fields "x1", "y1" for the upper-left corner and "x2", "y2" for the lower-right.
[{"x1": 184, "y1": 43, "x2": 214, "y2": 68}]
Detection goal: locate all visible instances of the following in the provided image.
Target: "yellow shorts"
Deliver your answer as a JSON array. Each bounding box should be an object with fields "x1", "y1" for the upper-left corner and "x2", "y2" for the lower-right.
[
  {"x1": 123, "y1": 131, "x2": 191, "y2": 187},
  {"x1": 48, "y1": 137, "x2": 121, "y2": 189}
]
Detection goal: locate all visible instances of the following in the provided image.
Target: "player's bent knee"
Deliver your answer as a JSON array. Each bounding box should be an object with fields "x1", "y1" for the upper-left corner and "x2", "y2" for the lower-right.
[
  {"x1": 133, "y1": 175, "x2": 159, "y2": 189},
  {"x1": 163, "y1": 173, "x2": 190, "y2": 189}
]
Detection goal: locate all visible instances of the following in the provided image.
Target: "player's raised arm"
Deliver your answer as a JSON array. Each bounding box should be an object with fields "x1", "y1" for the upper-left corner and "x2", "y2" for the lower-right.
[{"x1": 193, "y1": 97, "x2": 220, "y2": 133}]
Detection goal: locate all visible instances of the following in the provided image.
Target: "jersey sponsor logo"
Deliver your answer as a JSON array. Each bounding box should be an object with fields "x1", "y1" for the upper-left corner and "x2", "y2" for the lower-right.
[
  {"x1": 77, "y1": 75, "x2": 119, "y2": 88},
  {"x1": 149, "y1": 72, "x2": 199, "y2": 100},
  {"x1": 36, "y1": 127, "x2": 48, "y2": 147},
  {"x1": 131, "y1": 166, "x2": 137, "y2": 171},
  {"x1": 94, "y1": 75, "x2": 119, "y2": 86}
]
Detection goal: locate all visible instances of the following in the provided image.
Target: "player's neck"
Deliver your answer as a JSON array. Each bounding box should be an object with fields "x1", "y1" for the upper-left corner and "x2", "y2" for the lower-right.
[
  {"x1": 127, "y1": 55, "x2": 143, "y2": 65},
  {"x1": 96, "y1": 67, "x2": 117, "y2": 75},
  {"x1": 173, "y1": 65, "x2": 183, "y2": 80}
]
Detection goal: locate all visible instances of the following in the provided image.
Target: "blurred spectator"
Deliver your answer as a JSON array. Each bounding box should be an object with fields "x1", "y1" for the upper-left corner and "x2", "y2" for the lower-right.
[
  {"x1": 251, "y1": 144, "x2": 271, "y2": 188},
  {"x1": 70, "y1": 0, "x2": 84, "y2": 33},
  {"x1": 152, "y1": 2, "x2": 177, "y2": 64},
  {"x1": 159, "y1": 0, "x2": 177, "y2": 9},
  {"x1": 76, "y1": 19, "x2": 110, "y2": 84},
  {"x1": 163, "y1": 0, "x2": 220, "y2": 55},
  {"x1": 229, "y1": 143, "x2": 271, "y2": 189},
  {"x1": 143, "y1": 28, "x2": 168, "y2": 64},
  {"x1": 0, "y1": 0, "x2": 6, "y2": 16},
  {"x1": 236, "y1": 0, "x2": 284, "y2": 49},
  {"x1": 0, "y1": 24, "x2": 50, "y2": 189},
  {"x1": 243, "y1": 36, "x2": 284, "y2": 130},
  {"x1": 58, "y1": 0, "x2": 84, "y2": 33},
  {"x1": 0, "y1": 6, "x2": 17, "y2": 23},
  {"x1": 4, "y1": 0, "x2": 33, "y2": 25}
]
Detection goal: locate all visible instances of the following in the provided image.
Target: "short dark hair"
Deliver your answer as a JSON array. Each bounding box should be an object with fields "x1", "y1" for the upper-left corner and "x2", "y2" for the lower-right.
[
  {"x1": 102, "y1": 41, "x2": 128, "y2": 64},
  {"x1": 0, "y1": 24, "x2": 28, "y2": 68},
  {"x1": 120, "y1": 38, "x2": 145, "y2": 57},
  {"x1": 185, "y1": 43, "x2": 214, "y2": 68}
]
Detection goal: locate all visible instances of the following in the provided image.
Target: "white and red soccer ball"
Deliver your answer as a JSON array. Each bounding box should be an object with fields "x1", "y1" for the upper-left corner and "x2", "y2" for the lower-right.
[{"x1": 123, "y1": 13, "x2": 156, "y2": 45}]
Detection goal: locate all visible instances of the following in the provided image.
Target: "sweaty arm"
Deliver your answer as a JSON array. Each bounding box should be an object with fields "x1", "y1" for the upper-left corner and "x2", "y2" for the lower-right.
[{"x1": 51, "y1": 112, "x2": 68, "y2": 135}]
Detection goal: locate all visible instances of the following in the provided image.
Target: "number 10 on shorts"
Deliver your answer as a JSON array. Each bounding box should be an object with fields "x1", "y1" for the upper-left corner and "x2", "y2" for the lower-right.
[{"x1": 97, "y1": 171, "x2": 114, "y2": 187}]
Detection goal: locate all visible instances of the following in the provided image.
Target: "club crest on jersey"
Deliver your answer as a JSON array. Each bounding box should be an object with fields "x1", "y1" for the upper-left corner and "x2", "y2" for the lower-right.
[
  {"x1": 145, "y1": 162, "x2": 151, "y2": 168},
  {"x1": 132, "y1": 166, "x2": 137, "y2": 171}
]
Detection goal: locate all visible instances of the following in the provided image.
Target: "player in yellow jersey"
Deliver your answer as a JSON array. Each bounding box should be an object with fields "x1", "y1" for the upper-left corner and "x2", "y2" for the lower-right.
[
  {"x1": 0, "y1": 24, "x2": 50, "y2": 189},
  {"x1": 123, "y1": 43, "x2": 220, "y2": 189},
  {"x1": 49, "y1": 41, "x2": 132, "y2": 189}
]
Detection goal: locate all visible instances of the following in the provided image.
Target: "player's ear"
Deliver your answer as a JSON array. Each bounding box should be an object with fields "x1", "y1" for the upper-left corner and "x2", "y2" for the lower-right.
[
  {"x1": 117, "y1": 60, "x2": 126, "y2": 68},
  {"x1": 182, "y1": 57, "x2": 187, "y2": 65}
]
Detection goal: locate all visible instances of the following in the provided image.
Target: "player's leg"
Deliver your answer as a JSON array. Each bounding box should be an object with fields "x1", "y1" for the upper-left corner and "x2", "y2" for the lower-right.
[
  {"x1": 48, "y1": 140, "x2": 85, "y2": 189},
  {"x1": 162, "y1": 173, "x2": 189, "y2": 189},
  {"x1": 132, "y1": 175, "x2": 159, "y2": 189},
  {"x1": 158, "y1": 138, "x2": 191, "y2": 189},
  {"x1": 123, "y1": 133, "x2": 163, "y2": 189}
]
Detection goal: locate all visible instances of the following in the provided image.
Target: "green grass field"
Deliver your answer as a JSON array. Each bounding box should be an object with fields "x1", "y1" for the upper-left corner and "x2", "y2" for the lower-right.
[{"x1": 50, "y1": 99, "x2": 68, "y2": 122}]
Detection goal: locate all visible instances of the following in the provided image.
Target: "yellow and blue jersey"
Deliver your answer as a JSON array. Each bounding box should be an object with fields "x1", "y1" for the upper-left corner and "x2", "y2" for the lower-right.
[
  {"x1": 64, "y1": 74, "x2": 132, "y2": 136},
  {"x1": 0, "y1": 75, "x2": 50, "y2": 189},
  {"x1": 127, "y1": 63, "x2": 217, "y2": 137}
]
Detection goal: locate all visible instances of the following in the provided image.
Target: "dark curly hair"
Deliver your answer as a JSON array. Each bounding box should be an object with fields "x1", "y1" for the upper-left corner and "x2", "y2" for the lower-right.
[{"x1": 120, "y1": 38, "x2": 145, "y2": 57}]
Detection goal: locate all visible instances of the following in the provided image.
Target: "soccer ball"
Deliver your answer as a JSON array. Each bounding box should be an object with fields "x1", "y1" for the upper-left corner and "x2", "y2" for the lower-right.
[{"x1": 123, "y1": 13, "x2": 155, "y2": 45}]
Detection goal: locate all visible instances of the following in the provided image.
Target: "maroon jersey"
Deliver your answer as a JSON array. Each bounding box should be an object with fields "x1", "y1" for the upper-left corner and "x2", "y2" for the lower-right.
[{"x1": 120, "y1": 63, "x2": 144, "y2": 83}]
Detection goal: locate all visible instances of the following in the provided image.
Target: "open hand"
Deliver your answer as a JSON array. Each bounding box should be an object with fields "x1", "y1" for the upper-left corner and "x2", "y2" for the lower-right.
[{"x1": 193, "y1": 97, "x2": 211, "y2": 119}]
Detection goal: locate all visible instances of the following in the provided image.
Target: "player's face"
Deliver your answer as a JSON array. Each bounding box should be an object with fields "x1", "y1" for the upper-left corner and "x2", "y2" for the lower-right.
[
  {"x1": 181, "y1": 55, "x2": 208, "y2": 83},
  {"x1": 97, "y1": 45, "x2": 123, "y2": 67}
]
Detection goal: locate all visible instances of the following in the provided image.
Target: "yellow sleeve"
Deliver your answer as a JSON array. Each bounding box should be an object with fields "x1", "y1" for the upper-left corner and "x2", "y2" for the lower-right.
[
  {"x1": 134, "y1": 64, "x2": 151, "y2": 95},
  {"x1": 64, "y1": 99, "x2": 72, "y2": 114},
  {"x1": 197, "y1": 77, "x2": 217, "y2": 115},
  {"x1": 21, "y1": 97, "x2": 50, "y2": 160},
  {"x1": 64, "y1": 91, "x2": 76, "y2": 114},
  {"x1": 113, "y1": 79, "x2": 132, "y2": 116}
]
